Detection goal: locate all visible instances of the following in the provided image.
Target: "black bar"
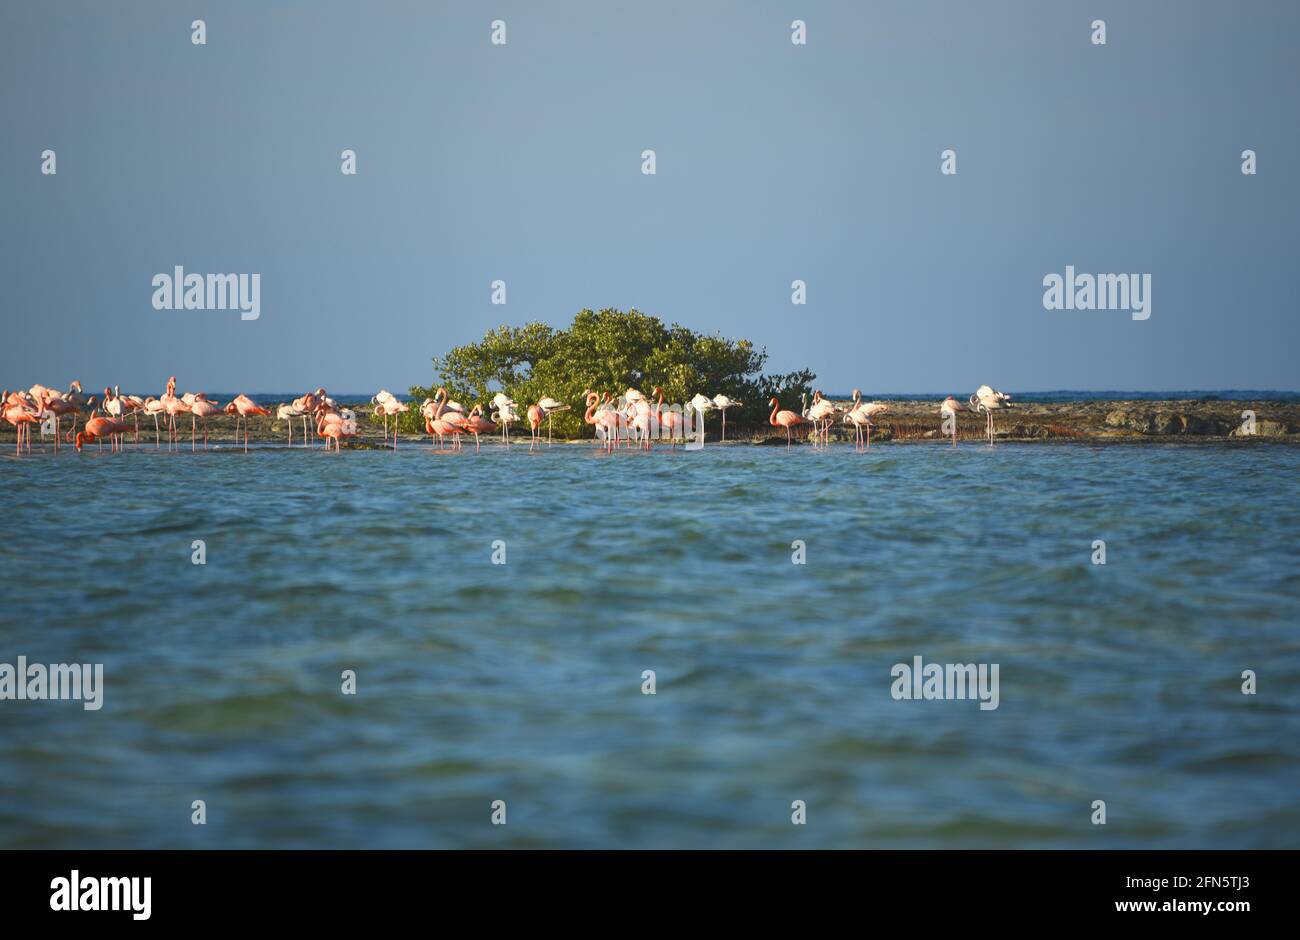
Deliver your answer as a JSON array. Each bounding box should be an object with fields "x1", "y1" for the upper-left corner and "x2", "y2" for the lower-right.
[{"x1": 1, "y1": 850, "x2": 1286, "y2": 925}]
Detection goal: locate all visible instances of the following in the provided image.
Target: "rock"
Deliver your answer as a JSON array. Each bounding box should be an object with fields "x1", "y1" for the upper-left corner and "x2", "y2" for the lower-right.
[
  {"x1": 1106, "y1": 409, "x2": 1156, "y2": 433},
  {"x1": 1182, "y1": 414, "x2": 1231, "y2": 436},
  {"x1": 1230, "y1": 419, "x2": 1290, "y2": 438},
  {"x1": 1153, "y1": 412, "x2": 1185, "y2": 435}
]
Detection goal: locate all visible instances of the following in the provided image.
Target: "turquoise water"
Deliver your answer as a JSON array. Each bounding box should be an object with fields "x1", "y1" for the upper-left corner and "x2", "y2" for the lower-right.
[{"x1": 2, "y1": 441, "x2": 1298, "y2": 848}]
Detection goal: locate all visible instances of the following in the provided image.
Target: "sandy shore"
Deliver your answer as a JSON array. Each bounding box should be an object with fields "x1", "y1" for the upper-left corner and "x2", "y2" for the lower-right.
[{"x1": 4, "y1": 399, "x2": 1297, "y2": 449}]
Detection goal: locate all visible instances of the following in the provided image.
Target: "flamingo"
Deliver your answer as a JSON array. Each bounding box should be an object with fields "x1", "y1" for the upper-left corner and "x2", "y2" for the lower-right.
[
  {"x1": 655, "y1": 387, "x2": 683, "y2": 450},
  {"x1": 225, "y1": 394, "x2": 271, "y2": 452},
  {"x1": 423, "y1": 407, "x2": 458, "y2": 451},
  {"x1": 376, "y1": 397, "x2": 409, "y2": 450},
  {"x1": 161, "y1": 377, "x2": 190, "y2": 451},
  {"x1": 686, "y1": 393, "x2": 714, "y2": 441},
  {"x1": 41, "y1": 397, "x2": 77, "y2": 453},
  {"x1": 75, "y1": 413, "x2": 132, "y2": 453},
  {"x1": 440, "y1": 406, "x2": 467, "y2": 450},
  {"x1": 537, "y1": 396, "x2": 570, "y2": 443},
  {"x1": 428, "y1": 388, "x2": 464, "y2": 451},
  {"x1": 844, "y1": 390, "x2": 889, "y2": 450},
  {"x1": 27, "y1": 385, "x2": 55, "y2": 447},
  {"x1": 141, "y1": 397, "x2": 166, "y2": 448},
  {"x1": 3, "y1": 391, "x2": 40, "y2": 455},
  {"x1": 188, "y1": 394, "x2": 222, "y2": 449},
  {"x1": 276, "y1": 402, "x2": 306, "y2": 446},
  {"x1": 35, "y1": 388, "x2": 78, "y2": 452},
  {"x1": 711, "y1": 394, "x2": 742, "y2": 442},
  {"x1": 583, "y1": 391, "x2": 618, "y2": 454},
  {"x1": 60, "y1": 381, "x2": 91, "y2": 442},
  {"x1": 117, "y1": 387, "x2": 145, "y2": 443},
  {"x1": 806, "y1": 391, "x2": 841, "y2": 447},
  {"x1": 842, "y1": 390, "x2": 869, "y2": 451},
  {"x1": 463, "y1": 405, "x2": 498, "y2": 452},
  {"x1": 940, "y1": 396, "x2": 961, "y2": 447},
  {"x1": 491, "y1": 393, "x2": 517, "y2": 445},
  {"x1": 316, "y1": 411, "x2": 344, "y2": 452},
  {"x1": 102, "y1": 387, "x2": 129, "y2": 451},
  {"x1": 627, "y1": 397, "x2": 653, "y2": 451},
  {"x1": 768, "y1": 396, "x2": 808, "y2": 449},
  {"x1": 371, "y1": 390, "x2": 405, "y2": 446},
  {"x1": 526, "y1": 403, "x2": 543, "y2": 451},
  {"x1": 969, "y1": 385, "x2": 1012, "y2": 445},
  {"x1": 426, "y1": 397, "x2": 452, "y2": 452},
  {"x1": 294, "y1": 392, "x2": 321, "y2": 442}
]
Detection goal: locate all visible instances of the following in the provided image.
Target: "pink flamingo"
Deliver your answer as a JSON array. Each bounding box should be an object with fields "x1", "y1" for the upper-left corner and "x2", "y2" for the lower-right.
[
  {"x1": 161, "y1": 377, "x2": 190, "y2": 451},
  {"x1": 526, "y1": 403, "x2": 543, "y2": 451},
  {"x1": 463, "y1": 405, "x2": 499, "y2": 452},
  {"x1": 75, "y1": 413, "x2": 133, "y2": 453},
  {"x1": 845, "y1": 391, "x2": 889, "y2": 449},
  {"x1": 316, "y1": 411, "x2": 344, "y2": 452},
  {"x1": 435, "y1": 388, "x2": 467, "y2": 450},
  {"x1": 39, "y1": 389, "x2": 79, "y2": 452},
  {"x1": 628, "y1": 396, "x2": 653, "y2": 451},
  {"x1": 583, "y1": 391, "x2": 618, "y2": 454},
  {"x1": 3, "y1": 391, "x2": 40, "y2": 455},
  {"x1": 768, "y1": 396, "x2": 808, "y2": 449},
  {"x1": 380, "y1": 399, "x2": 409, "y2": 450},
  {"x1": 654, "y1": 386, "x2": 683, "y2": 450},
  {"x1": 425, "y1": 388, "x2": 461, "y2": 451},
  {"x1": 371, "y1": 390, "x2": 409, "y2": 448},
  {"x1": 188, "y1": 394, "x2": 222, "y2": 449},
  {"x1": 61, "y1": 381, "x2": 91, "y2": 442},
  {"x1": 118, "y1": 388, "x2": 145, "y2": 443},
  {"x1": 224, "y1": 394, "x2": 271, "y2": 452}
]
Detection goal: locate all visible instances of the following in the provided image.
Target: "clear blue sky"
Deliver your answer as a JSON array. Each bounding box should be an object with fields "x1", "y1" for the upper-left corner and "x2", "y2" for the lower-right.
[{"x1": 3, "y1": 0, "x2": 1296, "y2": 395}]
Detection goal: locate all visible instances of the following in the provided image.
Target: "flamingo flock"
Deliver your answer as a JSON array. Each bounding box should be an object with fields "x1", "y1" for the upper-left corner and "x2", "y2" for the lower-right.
[{"x1": 3, "y1": 378, "x2": 1015, "y2": 456}]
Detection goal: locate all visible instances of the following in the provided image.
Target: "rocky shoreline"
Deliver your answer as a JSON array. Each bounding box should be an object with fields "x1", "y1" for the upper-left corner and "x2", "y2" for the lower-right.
[
  {"x1": 4, "y1": 399, "x2": 1298, "y2": 449},
  {"x1": 800, "y1": 397, "x2": 1300, "y2": 444}
]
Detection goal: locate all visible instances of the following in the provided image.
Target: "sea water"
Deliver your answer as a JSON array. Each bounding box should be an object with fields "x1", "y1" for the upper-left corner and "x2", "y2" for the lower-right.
[{"x1": 1, "y1": 442, "x2": 1297, "y2": 847}]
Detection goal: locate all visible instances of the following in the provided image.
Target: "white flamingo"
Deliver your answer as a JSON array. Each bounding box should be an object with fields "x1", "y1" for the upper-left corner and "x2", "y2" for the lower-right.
[
  {"x1": 711, "y1": 394, "x2": 742, "y2": 442},
  {"x1": 844, "y1": 390, "x2": 888, "y2": 449},
  {"x1": 939, "y1": 396, "x2": 961, "y2": 447},
  {"x1": 277, "y1": 402, "x2": 307, "y2": 446},
  {"x1": 491, "y1": 392, "x2": 518, "y2": 445},
  {"x1": 537, "y1": 396, "x2": 570, "y2": 443},
  {"x1": 968, "y1": 385, "x2": 1012, "y2": 445},
  {"x1": 807, "y1": 391, "x2": 841, "y2": 447}
]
